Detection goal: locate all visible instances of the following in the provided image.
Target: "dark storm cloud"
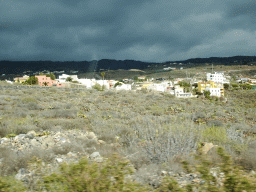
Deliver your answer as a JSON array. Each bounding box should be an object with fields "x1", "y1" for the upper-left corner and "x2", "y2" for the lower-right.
[{"x1": 0, "y1": 0, "x2": 256, "y2": 62}]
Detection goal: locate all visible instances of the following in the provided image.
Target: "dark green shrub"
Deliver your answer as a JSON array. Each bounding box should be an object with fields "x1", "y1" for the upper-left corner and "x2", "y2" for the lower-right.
[
  {"x1": 114, "y1": 82, "x2": 123, "y2": 88},
  {"x1": 224, "y1": 83, "x2": 229, "y2": 90},
  {"x1": 203, "y1": 90, "x2": 211, "y2": 99},
  {"x1": 66, "y1": 77, "x2": 73, "y2": 82},
  {"x1": 232, "y1": 83, "x2": 239, "y2": 88}
]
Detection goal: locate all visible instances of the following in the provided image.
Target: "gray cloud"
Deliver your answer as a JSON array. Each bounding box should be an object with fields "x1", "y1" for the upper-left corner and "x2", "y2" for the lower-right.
[{"x1": 0, "y1": 0, "x2": 256, "y2": 62}]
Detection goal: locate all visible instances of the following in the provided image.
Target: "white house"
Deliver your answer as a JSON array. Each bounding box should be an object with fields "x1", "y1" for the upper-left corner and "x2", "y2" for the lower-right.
[
  {"x1": 107, "y1": 80, "x2": 119, "y2": 89},
  {"x1": 163, "y1": 67, "x2": 172, "y2": 71},
  {"x1": 147, "y1": 84, "x2": 167, "y2": 92},
  {"x1": 57, "y1": 74, "x2": 78, "y2": 83},
  {"x1": 69, "y1": 75, "x2": 78, "y2": 81},
  {"x1": 5, "y1": 80, "x2": 13, "y2": 84},
  {"x1": 236, "y1": 78, "x2": 250, "y2": 83},
  {"x1": 77, "y1": 78, "x2": 96, "y2": 88},
  {"x1": 115, "y1": 84, "x2": 132, "y2": 91},
  {"x1": 174, "y1": 87, "x2": 184, "y2": 95},
  {"x1": 206, "y1": 72, "x2": 229, "y2": 84},
  {"x1": 138, "y1": 76, "x2": 146, "y2": 80},
  {"x1": 174, "y1": 87, "x2": 193, "y2": 97},
  {"x1": 205, "y1": 87, "x2": 221, "y2": 97},
  {"x1": 95, "y1": 80, "x2": 110, "y2": 89},
  {"x1": 161, "y1": 80, "x2": 173, "y2": 87}
]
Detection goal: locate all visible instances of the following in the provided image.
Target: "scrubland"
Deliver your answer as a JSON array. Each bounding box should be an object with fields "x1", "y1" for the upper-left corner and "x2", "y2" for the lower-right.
[{"x1": 0, "y1": 81, "x2": 256, "y2": 191}]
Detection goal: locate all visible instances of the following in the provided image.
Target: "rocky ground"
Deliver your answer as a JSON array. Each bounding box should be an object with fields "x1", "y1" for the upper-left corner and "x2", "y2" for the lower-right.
[{"x1": 1, "y1": 129, "x2": 255, "y2": 191}]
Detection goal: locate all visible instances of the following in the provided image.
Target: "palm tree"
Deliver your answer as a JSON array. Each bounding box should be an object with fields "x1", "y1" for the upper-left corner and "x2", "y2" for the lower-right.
[
  {"x1": 101, "y1": 72, "x2": 105, "y2": 80},
  {"x1": 101, "y1": 72, "x2": 105, "y2": 91},
  {"x1": 43, "y1": 82, "x2": 48, "y2": 86}
]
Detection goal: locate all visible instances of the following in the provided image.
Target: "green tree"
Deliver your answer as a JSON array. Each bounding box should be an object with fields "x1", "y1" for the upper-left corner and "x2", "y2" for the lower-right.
[
  {"x1": 42, "y1": 82, "x2": 49, "y2": 86},
  {"x1": 240, "y1": 84, "x2": 252, "y2": 90},
  {"x1": 203, "y1": 90, "x2": 211, "y2": 99},
  {"x1": 47, "y1": 72, "x2": 56, "y2": 80},
  {"x1": 114, "y1": 82, "x2": 123, "y2": 88},
  {"x1": 192, "y1": 88, "x2": 198, "y2": 95},
  {"x1": 66, "y1": 77, "x2": 73, "y2": 82},
  {"x1": 177, "y1": 81, "x2": 190, "y2": 88},
  {"x1": 26, "y1": 76, "x2": 38, "y2": 85},
  {"x1": 40, "y1": 72, "x2": 56, "y2": 80},
  {"x1": 246, "y1": 84, "x2": 252, "y2": 89},
  {"x1": 134, "y1": 76, "x2": 138, "y2": 81},
  {"x1": 101, "y1": 72, "x2": 105, "y2": 89},
  {"x1": 101, "y1": 72, "x2": 105, "y2": 81},
  {"x1": 232, "y1": 83, "x2": 239, "y2": 88},
  {"x1": 192, "y1": 83, "x2": 198, "y2": 88},
  {"x1": 21, "y1": 81, "x2": 28, "y2": 85},
  {"x1": 224, "y1": 83, "x2": 229, "y2": 90}
]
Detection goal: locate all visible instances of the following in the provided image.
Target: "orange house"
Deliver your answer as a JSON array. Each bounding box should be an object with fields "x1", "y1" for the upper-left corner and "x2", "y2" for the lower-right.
[{"x1": 35, "y1": 75, "x2": 65, "y2": 87}]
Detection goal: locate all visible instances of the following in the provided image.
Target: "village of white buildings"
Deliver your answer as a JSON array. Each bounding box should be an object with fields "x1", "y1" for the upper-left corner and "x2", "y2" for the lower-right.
[{"x1": 2, "y1": 68, "x2": 256, "y2": 98}]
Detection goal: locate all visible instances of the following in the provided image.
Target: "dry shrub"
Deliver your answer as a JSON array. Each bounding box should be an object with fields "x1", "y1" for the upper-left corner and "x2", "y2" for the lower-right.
[
  {"x1": 134, "y1": 163, "x2": 162, "y2": 188},
  {"x1": 0, "y1": 124, "x2": 9, "y2": 137},
  {"x1": 0, "y1": 147, "x2": 54, "y2": 176},
  {"x1": 26, "y1": 102, "x2": 42, "y2": 110},
  {"x1": 206, "y1": 120, "x2": 223, "y2": 127},
  {"x1": 21, "y1": 97, "x2": 37, "y2": 104},
  {"x1": 39, "y1": 109, "x2": 77, "y2": 119},
  {"x1": 14, "y1": 125, "x2": 40, "y2": 135},
  {"x1": 102, "y1": 90, "x2": 115, "y2": 96},
  {"x1": 236, "y1": 140, "x2": 256, "y2": 171},
  {"x1": 97, "y1": 133, "x2": 116, "y2": 144},
  {"x1": 191, "y1": 111, "x2": 206, "y2": 121},
  {"x1": 96, "y1": 144, "x2": 123, "y2": 160},
  {"x1": 205, "y1": 146, "x2": 224, "y2": 167},
  {"x1": 37, "y1": 118, "x2": 87, "y2": 131},
  {"x1": 51, "y1": 143, "x2": 75, "y2": 155}
]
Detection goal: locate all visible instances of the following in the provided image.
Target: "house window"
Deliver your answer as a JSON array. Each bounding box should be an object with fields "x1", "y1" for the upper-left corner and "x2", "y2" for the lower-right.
[{"x1": 42, "y1": 78, "x2": 44, "y2": 80}]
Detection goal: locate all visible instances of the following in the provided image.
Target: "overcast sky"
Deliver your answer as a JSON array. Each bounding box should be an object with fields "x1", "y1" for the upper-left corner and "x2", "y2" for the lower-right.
[{"x1": 1, "y1": 0, "x2": 256, "y2": 62}]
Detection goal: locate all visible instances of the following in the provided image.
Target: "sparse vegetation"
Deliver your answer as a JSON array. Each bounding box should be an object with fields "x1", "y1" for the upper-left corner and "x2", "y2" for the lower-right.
[{"x1": 0, "y1": 83, "x2": 256, "y2": 191}]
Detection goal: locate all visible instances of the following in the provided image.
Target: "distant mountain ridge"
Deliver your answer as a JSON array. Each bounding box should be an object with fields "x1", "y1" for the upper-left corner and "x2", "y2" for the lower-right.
[{"x1": 0, "y1": 56, "x2": 255, "y2": 75}]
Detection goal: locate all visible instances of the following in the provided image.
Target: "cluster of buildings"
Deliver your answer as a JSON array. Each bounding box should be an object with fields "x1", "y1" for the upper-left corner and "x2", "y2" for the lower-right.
[
  {"x1": 6, "y1": 70, "x2": 256, "y2": 98},
  {"x1": 236, "y1": 77, "x2": 256, "y2": 84}
]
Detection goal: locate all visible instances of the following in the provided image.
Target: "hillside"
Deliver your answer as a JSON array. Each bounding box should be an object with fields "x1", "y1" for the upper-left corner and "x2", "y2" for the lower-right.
[
  {"x1": 0, "y1": 81, "x2": 256, "y2": 190},
  {"x1": 1, "y1": 56, "x2": 256, "y2": 79}
]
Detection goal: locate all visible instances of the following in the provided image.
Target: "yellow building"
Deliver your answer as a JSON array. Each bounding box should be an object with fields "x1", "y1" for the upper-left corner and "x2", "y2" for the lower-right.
[
  {"x1": 141, "y1": 82, "x2": 153, "y2": 89},
  {"x1": 198, "y1": 81, "x2": 224, "y2": 96},
  {"x1": 13, "y1": 75, "x2": 29, "y2": 83}
]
